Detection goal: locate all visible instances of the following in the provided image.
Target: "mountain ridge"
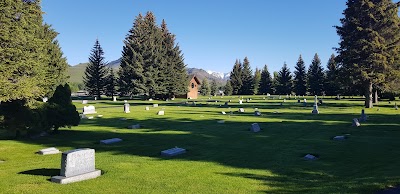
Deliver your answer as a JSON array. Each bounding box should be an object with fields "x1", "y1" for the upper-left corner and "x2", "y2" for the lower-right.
[{"x1": 68, "y1": 59, "x2": 229, "y2": 85}]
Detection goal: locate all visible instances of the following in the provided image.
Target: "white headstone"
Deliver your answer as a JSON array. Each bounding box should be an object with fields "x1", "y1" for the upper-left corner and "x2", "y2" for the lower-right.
[
  {"x1": 51, "y1": 148, "x2": 101, "y2": 184},
  {"x1": 157, "y1": 110, "x2": 165, "y2": 115},
  {"x1": 352, "y1": 118, "x2": 360, "y2": 127},
  {"x1": 304, "y1": 154, "x2": 317, "y2": 160},
  {"x1": 124, "y1": 103, "x2": 130, "y2": 113},
  {"x1": 221, "y1": 111, "x2": 226, "y2": 115},
  {"x1": 113, "y1": 96, "x2": 117, "y2": 102},
  {"x1": 153, "y1": 104, "x2": 159, "y2": 108},
  {"x1": 239, "y1": 100, "x2": 243, "y2": 104},
  {"x1": 37, "y1": 147, "x2": 60, "y2": 155},
  {"x1": 238, "y1": 108, "x2": 245, "y2": 113},
  {"x1": 94, "y1": 97, "x2": 97, "y2": 101},
  {"x1": 82, "y1": 100, "x2": 88, "y2": 104},
  {"x1": 217, "y1": 120, "x2": 225, "y2": 124},
  {"x1": 145, "y1": 106, "x2": 150, "y2": 111},
  {"x1": 42, "y1": 97, "x2": 48, "y2": 102},
  {"x1": 333, "y1": 136, "x2": 346, "y2": 141},
  {"x1": 83, "y1": 105, "x2": 96, "y2": 115}
]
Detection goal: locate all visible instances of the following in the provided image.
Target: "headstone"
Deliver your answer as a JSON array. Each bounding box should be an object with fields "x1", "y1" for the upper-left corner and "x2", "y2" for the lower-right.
[
  {"x1": 51, "y1": 148, "x2": 101, "y2": 184},
  {"x1": 37, "y1": 147, "x2": 60, "y2": 155},
  {"x1": 88, "y1": 116, "x2": 94, "y2": 120},
  {"x1": 267, "y1": 93, "x2": 270, "y2": 96},
  {"x1": 145, "y1": 106, "x2": 150, "y2": 111},
  {"x1": 297, "y1": 99, "x2": 301, "y2": 103},
  {"x1": 97, "y1": 115, "x2": 103, "y2": 118},
  {"x1": 395, "y1": 103, "x2": 398, "y2": 110},
  {"x1": 124, "y1": 100, "x2": 127, "y2": 103},
  {"x1": 283, "y1": 99, "x2": 286, "y2": 103},
  {"x1": 229, "y1": 100, "x2": 232, "y2": 102},
  {"x1": 94, "y1": 97, "x2": 97, "y2": 101},
  {"x1": 333, "y1": 136, "x2": 346, "y2": 141},
  {"x1": 82, "y1": 100, "x2": 88, "y2": 104},
  {"x1": 149, "y1": 98, "x2": 153, "y2": 101},
  {"x1": 161, "y1": 147, "x2": 186, "y2": 157},
  {"x1": 153, "y1": 104, "x2": 159, "y2": 108},
  {"x1": 124, "y1": 103, "x2": 130, "y2": 113},
  {"x1": 250, "y1": 123, "x2": 261, "y2": 132},
  {"x1": 335, "y1": 95, "x2": 341, "y2": 100},
  {"x1": 239, "y1": 100, "x2": 243, "y2": 104},
  {"x1": 128, "y1": 124, "x2": 140, "y2": 129},
  {"x1": 83, "y1": 105, "x2": 96, "y2": 115},
  {"x1": 359, "y1": 109, "x2": 367, "y2": 122},
  {"x1": 113, "y1": 96, "x2": 117, "y2": 102},
  {"x1": 221, "y1": 111, "x2": 226, "y2": 115},
  {"x1": 279, "y1": 95, "x2": 281, "y2": 99},
  {"x1": 224, "y1": 102, "x2": 229, "y2": 107},
  {"x1": 217, "y1": 120, "x2": 225, "y2": 124},
  {"x1": 304, "y1": 154, "x2": 317, "y2": 160},
  {"x1": 238, "y1": 108, "x2": 245, "y2": 113},
  {"x1": 352, "y1": 118, "x2": 360, "y2": 127},
  {"x1": 100, "y1": 138, "x2": 122, "y2": 144},
  {"x1": 312, "y1": 95, "x2": 319, "y2": 114},
  {"x1": 42, "y1": 97, "x2": 48, "y2": 102},
  {"x1": 254, "y1": 111, "x2": 261, "y2": 116},
  {"x1": 157, "y1": 110, "x2": 165, "y2": 115},
  {"x1": 246, "y1": 99, "x2": 250, "y2": 103},
  {"x1": 120, "y1": 118, "x2": 127, "y2": 121}
]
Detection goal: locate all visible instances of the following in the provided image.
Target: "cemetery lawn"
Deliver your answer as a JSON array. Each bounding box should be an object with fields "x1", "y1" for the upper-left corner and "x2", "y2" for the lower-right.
[{"x1": 1, "y1": 96, "x2": 400, "y2": 193}]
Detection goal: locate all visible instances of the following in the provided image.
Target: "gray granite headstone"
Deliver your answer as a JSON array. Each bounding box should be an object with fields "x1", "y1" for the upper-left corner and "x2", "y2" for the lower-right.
[
  {"x1": 312, "y1": 95, "x2": 319, "y2": 114},
  {"x1": 100, "y1": 138, "x2": 123, "y2": 144},
  {"x1": 254, "y1": 111, "x2": 261, "y2": 116},
  {"x1": 51, "y1": 148, "x2": 101, "y2": 184},
  {"x1": 333, "y1": 136, "x2": 346, "y2": 141},
  {"x1": 238, "y1": 108, "x2": 245, "y2": 113},
  {"x1": 161, "y1": 147, "x2": 186, "y2": 157},
  {"x1": 250, "y1": 123, "x2": 261, "y2": 132},
  {"x1": 304, "y1": 154, "x2": 317, "y2": 160},
  {"x1": 217, "y1": 120, "x2": 225, "y2": 124},
  {"x1": 37, "y1": 147, "x2": 60, "y2": 155},
  {"x1": 128, "y1": 124, "x2": 140, "y2": 129},
  {"x1": 359, "y1": 109, "x2": 367, "y2": 122},
  {"x1": 153, "y1": 104, "x2": 159, "y2": 108},
  {"x1": 352, "y1": 118, "x2": 360, "y2": 127},
  {"x1": 145, "y1": 106, "x2": 150, "y2": 111}
]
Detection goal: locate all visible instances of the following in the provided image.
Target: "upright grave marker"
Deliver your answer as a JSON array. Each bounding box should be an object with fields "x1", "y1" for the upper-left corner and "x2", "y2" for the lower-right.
[
  {"x1": 51, "y1": 148, "x2": 101, "y2": 184},
  {"x1": 83, "y1": 105, "x2": 96, "y2": 115},
  {"x1": 312, "y1": 95, "x2": 319, "y2": 114},
  {"x1": 124, "y1": 103, "x2": 130, "y2": 113}
]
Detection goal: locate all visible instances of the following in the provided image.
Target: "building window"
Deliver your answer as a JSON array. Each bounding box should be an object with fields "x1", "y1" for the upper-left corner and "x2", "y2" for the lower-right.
[{"x1": 191, "y1": 83, "x2": 195, "y2": 88}]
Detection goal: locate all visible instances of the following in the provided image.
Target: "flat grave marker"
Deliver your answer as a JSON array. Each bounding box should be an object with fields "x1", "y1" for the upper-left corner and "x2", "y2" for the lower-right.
[
  {"x1": 100, "y1": 138, "x2": 123, "y2": 145},
  {"x1": 37, "y1": 147, "x2": 60, "y2": 155},
  {"x1": 161, "y1": 147, "x2": 186, "y2": 157}
]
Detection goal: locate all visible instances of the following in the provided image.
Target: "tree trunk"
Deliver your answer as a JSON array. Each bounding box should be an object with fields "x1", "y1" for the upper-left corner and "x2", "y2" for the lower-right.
[
  {"x1": 365, "y1": 82, "x2": 373, "y2": 108},
  {"x1": 373, "y1": 89, "x2": 378, "y2": 104}
]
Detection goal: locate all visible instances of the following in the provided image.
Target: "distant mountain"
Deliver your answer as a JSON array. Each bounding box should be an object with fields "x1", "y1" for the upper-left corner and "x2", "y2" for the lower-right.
[{"x1": 68, "y1": 59, "x2": 229, "y2": 85}]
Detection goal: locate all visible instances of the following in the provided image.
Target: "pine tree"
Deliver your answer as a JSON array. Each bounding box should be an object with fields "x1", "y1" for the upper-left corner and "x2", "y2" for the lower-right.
[
  {"x1": 252, "y1": 68, "x2": 261, "y2": 95},
  {"x1": 259, "y1": 65, "x2": 273, "y2": 95},
  {"x1": 118, "y1": 13, "x2": 147, "y2": 97},
  {"x1": 271, "y1": 71, "x2": 279, "y2": 95},
  {"x1": 336, "y1": 0, "x2": 400, "y2": 108},
  {"x1": 240, "y1": 57, "x2": 253, "y2": 95},
  {"x1": 224, "y1": 81, "x2": 233, "y2": 96},
  {"x1": 325, "y1": 54, "x2": 340, "y2": 96},
  {"x1": 210, "y1": 80, "x2": 218, "y2": 96},
  {"x1": 105, "y1": 68, "x2": 117, "y2": 98},
  {"x1": 293, "y1": 55, "x2": 307, "y2": 95},
  {"x1": 230, "y1": 60, "x2": 242, "y2": 95},
  {"x1": 307, "y1": 53, "x2": 325, "y2": 96},
  {"x1": 83, "y1": 39, "x2": 108, "y2": 99},
  {"x1": 200, "y1": 78, "x2": 210, "y2": 96},
  {"x1": 275, "y1": 63, "x2": 293, "y2": 95}
]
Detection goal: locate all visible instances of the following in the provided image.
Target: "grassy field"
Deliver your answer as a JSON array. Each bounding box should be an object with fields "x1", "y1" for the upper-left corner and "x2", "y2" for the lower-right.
[{"x1": 0, "y1": 96, "x2": 399, "y2": 193}]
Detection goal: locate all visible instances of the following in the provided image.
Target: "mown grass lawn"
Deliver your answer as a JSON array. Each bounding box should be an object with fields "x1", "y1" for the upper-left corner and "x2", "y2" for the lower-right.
[{"x1": 0, "y1": 96, "x2": 399, "y2": 193}]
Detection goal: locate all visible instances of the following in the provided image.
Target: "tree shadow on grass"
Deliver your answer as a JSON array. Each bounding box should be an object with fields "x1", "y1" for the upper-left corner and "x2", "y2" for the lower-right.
[{"x1": 18, "y1": 168, "x2": 59, "y2": 177}]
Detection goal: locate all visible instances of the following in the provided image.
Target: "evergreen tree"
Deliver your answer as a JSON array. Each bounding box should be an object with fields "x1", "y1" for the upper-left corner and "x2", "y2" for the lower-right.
[
  {"x1": 325, "y1": 54, "x2": 340, "y2": 96},
  {"x1": 0, "y1": 0, "x2": 65, "y2": 102},
  {"x1": 307, "y1": 53, "x2": 325, "y2": 96},
  {"x1": 83, "y1": 39, "x2": 108, "y2": 99},
  {"x1": 252, "y1": 68, "x2": 261, "y2": 95},
  {"x1": 230, "y1": 60, "x2": 242, "y2": 95},
  {"x1": 105, "y1": 68, "x2": 117, "y2": 98},
  {"x1": 118, "y1": 13, "x2": 146, "y2": 97},
  {"x1": 240, "y1": 57, "x2": 253, "y2": 95},
  {"x1": 259, "y1": 65, "x2": 273, "y2": 94},
  {"x1": 271, "y1": 71, "x2": 279, "y2": 95},
  {"x1": 200, "y1": 78, "x2": 210, "y2": 96},
  {"x1": 275, "y1": 63, "x2": 293, "y2": 95},
  {"x1": 336, "y1": 0, "x2": 400, "y2": 108},
  {"x1": 47, "y1": 84, "x2": 80, "y2": 133},
  {"x1": 293, "y1": 55, "x2": 307, "y2": 95},
  {"x1": 224, "y1": 81, "x2": 233, "y2": 96},
  {"x1": 210, "y1": 80, "x2": 218, "y2": 96}
]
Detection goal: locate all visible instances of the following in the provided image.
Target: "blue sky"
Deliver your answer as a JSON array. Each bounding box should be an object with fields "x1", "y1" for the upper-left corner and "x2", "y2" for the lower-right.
[{"x1": 41, "y1": 0, "x2": 347, "y2": 73}]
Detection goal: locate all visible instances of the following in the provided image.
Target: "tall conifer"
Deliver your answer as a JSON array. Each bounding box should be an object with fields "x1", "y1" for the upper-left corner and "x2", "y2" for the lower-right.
[
  {"x1": 240, "y1": 57, "x2": 253, "y2": 95},
  {"x1": 259, "y1": 65, "x2": 273, "y2": 95},
  {"x1": 293, "y1": 55, "x2": 307, "y2": 95},
  {"x1": 276, "y1": 63, "x2": 293, "y2": 95},
  {"x1": 307, "y1": 54, "x2": 325, "y2": 96},
  {"x1": 230, "y1": 60, "x2": 242, "y2": 95}
]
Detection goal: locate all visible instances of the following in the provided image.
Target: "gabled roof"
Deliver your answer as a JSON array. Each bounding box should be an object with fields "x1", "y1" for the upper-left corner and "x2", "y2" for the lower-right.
[{"x1": 191, "y1": 76, "x2": 201, "y2": 85}]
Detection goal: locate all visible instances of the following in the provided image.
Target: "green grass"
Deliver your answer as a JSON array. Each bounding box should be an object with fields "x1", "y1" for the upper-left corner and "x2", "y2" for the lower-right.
[{"x1": 1, "y1": 96, "x2": 400, "y2": 193}]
